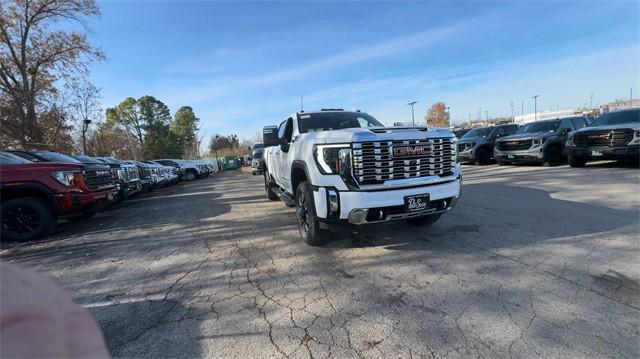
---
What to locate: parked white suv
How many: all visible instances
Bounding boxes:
[263,109,462,245]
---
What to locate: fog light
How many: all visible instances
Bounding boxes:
[327,189,339,217]
[440,200,448,210]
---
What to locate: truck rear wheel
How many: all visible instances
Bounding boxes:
[264,170,279,201]
[1,197,56,241]
[295,181,326,246]
[185,170,197,181]
[407,213,442,226]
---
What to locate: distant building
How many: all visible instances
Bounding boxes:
[600,99,640,112]
[514,109,579,124]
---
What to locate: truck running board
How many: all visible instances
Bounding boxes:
[276,189,296,207]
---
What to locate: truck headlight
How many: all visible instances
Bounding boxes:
[51,171,79,186]
[532,138,545,146]
[628,131,640,145]
[314,144,351,174]
[566,134,575,147]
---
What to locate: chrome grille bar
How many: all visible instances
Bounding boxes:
[351,137,456,185]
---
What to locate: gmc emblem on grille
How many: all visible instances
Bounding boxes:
[588,133,610,140]
[392,145,431,158]
[504,141,519,145]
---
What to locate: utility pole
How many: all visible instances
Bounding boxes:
[532,95,540,121]
[300,96,304,112]
[484,110,488,121]
[521,100,524,118]
[510,101,514,123]
[407,101,418,126]
[631,87,635,103]
[590,93,593,109]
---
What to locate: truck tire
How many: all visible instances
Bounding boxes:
[474,148,491,165]
[407,213,442,226]
[1,197,56,242]
[568,153,586,168]
[295,181,326,246]
[543,145,562,167]
[264,171,279,201]
[185,170,197,181]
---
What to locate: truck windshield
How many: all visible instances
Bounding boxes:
[72,155,102,164]
[517,121,560,133]
[33,151,82,163]
[461,128,491,139]
[0,152,32,164]
[298,112,383,134]
[253,151,264,159]
[590,109,640,126]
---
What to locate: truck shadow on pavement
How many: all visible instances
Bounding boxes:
[323,183,637,251]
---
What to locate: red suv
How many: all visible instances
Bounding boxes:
[1,152,117,241]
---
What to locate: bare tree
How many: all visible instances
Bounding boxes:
[67,79,101,154]
[0,0,103,147]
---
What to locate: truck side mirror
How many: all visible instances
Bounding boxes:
[263,125,279,147]
[280,138,290,152]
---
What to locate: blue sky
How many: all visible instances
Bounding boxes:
[89,0,639,139]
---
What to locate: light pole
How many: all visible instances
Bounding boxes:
[631,87,635,103]
[446,106,450,126]
[532,95,540,121]
[82,119,92,154]
[407,101,418,126]
[484,110,488,122]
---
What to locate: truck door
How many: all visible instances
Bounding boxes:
[277,118,295,193]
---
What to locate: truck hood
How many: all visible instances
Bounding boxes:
[305,126,454,144]
[497,131,553,141]
[573,123,640,133]
[0,162,84,171]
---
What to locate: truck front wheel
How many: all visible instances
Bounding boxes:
[1,197,57,241]
[568,153,586,168]
[295,181,325,246]
[185,170,197,181]
[407,213,442,226]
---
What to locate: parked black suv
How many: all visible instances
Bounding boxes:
[457,124,519,165]
[566,108,640,167]
[494,116,589,166]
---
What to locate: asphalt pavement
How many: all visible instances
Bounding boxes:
[2,162,639,358]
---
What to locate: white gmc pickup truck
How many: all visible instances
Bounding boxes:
[263,109,462,245]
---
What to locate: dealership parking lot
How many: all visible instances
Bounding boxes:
[1,163,638,358]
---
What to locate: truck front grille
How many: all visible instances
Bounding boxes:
[84,170,114,189]
[125,167,140,181]
[457,143,471,152]
[497,139,533,151]
[351,138,455,185]
[574,129,634,147]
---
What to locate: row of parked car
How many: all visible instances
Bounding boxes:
[453,108,639,167]
[0,150,217,242]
